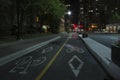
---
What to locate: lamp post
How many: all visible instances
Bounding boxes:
[65,11,71,32]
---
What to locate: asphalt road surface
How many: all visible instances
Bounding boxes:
[88,33,118,48]
[0,34,110,80]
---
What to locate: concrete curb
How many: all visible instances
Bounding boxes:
[78,35,120,80]
[0,36,61,66]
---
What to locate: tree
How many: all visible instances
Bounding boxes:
[0,0,65,38]
[111,12,120,23]
[15,0,66,35]
[32,0,66,27]
[33,0,65,19]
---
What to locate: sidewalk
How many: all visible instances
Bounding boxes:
[79,35,120,80]
[0,34,60,66]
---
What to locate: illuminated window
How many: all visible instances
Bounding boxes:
[80,11,84,14]
[89,10,93,12]
[36,16,39,22]
[80,7,84,10]
[80,0,83,2]
[115,7,118,10]
[95,8,98,10]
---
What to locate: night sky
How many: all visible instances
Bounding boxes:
[70,0,80,24]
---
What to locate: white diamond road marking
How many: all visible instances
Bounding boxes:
[68,55,84,77]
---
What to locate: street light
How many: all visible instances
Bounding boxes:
[67,11,71,15]
[65,11,72,32]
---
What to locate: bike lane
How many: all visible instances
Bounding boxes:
[37,37,109,80]
[0,38,66,80]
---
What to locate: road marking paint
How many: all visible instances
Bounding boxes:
[65,44,85,53]
[68,37,72,38]
[9,56,47,74]
[42,46,53,54]
[35,38,69,80]
[31,57,46,66]
[19,60,32,74]
[9,56,32,73]
[68,55,84,77]
[0,36,60,66]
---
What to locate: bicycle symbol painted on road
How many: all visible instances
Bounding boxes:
[65,44,84,53]
[9,56,46,74]
[9,46,53,74]
[42,46,53,54]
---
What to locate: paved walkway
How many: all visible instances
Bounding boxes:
[83,38,111,64]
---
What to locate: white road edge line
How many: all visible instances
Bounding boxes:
[0,36,61,66]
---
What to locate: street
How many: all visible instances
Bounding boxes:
[0,0,120,79]
[89,33,119,48]
[0,33,109,80]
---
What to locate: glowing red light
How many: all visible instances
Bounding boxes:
[80,24,83,29]
[73,24,75,28]
[73,24,77,29]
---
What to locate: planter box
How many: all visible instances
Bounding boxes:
[111,44,120,67]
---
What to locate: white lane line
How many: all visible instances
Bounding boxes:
[68,37,72,38]
[0,36,60,66]
[68,55,84,77]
